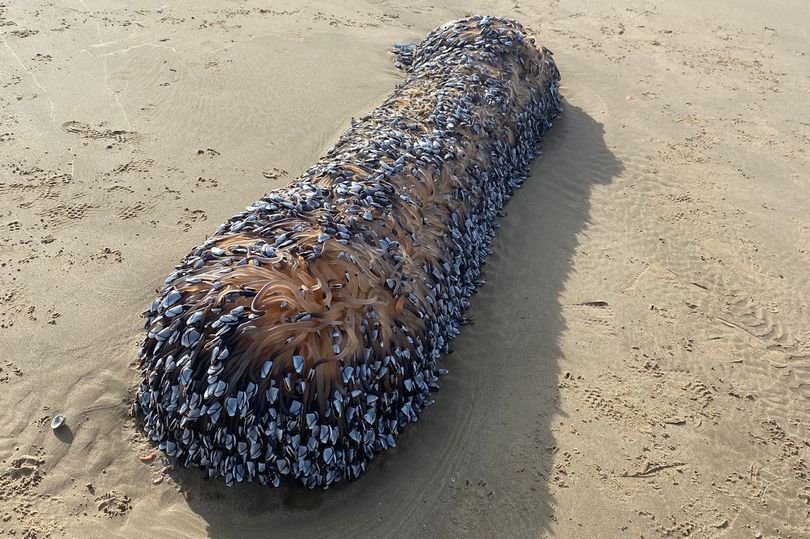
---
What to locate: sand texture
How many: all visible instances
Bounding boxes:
[0,0,808,537]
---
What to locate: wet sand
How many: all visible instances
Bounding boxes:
[1,0,808,537]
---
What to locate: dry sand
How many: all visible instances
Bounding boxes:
[1,0,808,537]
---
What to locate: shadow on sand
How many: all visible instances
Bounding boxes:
[174,102,623,538]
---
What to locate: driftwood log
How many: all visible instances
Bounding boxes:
[133,16,561,488]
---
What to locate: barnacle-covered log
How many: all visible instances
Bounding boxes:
[133,15,561,488]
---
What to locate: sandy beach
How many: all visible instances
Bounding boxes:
[1,0,808,537]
